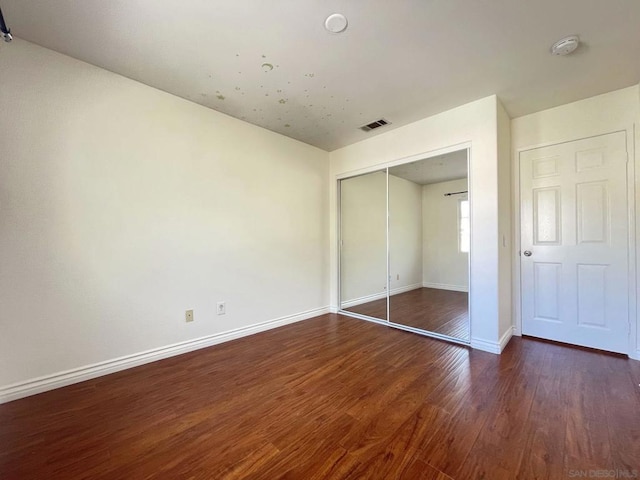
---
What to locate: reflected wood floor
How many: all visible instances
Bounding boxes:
[347,288,469,340]
[1,314,639,479]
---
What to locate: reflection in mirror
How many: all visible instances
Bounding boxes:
[388,150,470,340]
[339,170,388,321]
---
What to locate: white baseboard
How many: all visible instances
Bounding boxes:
[500,326,516,351]
[422,282,468,293]
[329,305,339,314]
[0,306,330,404]
[341,283,422,309]
[471,326,515,355]
[340,291,386,309]
[390,283,423,296]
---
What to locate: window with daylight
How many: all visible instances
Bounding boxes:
[459,198,470,253]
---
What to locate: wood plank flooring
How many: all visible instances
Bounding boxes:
[1,314,639,479]
[346,288,469,340]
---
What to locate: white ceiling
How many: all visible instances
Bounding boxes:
[1,1,639,151]
[390,150,468,186]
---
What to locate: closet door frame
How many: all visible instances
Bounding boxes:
[337,142,472,347]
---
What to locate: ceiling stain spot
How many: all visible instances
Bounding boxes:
[277,89,282,93]
[279,99,287,104]
[262,63,274,72]
[200,93,208,97]
[216,94,225,100]
[235,86,241,91]
[265,93,269,96]
[304,73,315,78]
[253,109,257,111]
[262,54,267,58]
[236,54,240,57]
[284,124,291,128]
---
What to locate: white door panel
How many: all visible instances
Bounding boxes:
[520,132,629,353]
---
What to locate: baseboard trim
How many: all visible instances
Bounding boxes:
[471,327,515,355]
[500,326,516,351]
[340,291,386,309]
[390,283,423,296]
[422,282,468,293]
[341,283,422,309]
[0,306,330,404]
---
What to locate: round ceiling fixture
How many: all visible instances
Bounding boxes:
[551,35,580,56]
[325,13,348,34]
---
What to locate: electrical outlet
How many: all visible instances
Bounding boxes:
[396,274,400,280]
[217,302,226,315]
[185,309,194,323]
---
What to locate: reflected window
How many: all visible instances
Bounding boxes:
[459,199,470,253]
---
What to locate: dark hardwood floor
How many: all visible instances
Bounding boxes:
[1,314,639,479]
[346,288,469,340]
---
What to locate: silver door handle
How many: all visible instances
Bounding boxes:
[523,250,532,257]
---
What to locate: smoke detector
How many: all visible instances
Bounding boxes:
[325,13,348,34]
[551,35,580,56]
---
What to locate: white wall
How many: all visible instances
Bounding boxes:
[0,39,330,399]
[511,85,639,359]
[497,100,513,341]
[330,95,510,352]
[339,172,423,305]
[421,178,469,291]
[340,172,387,303]
[389,175,423,293]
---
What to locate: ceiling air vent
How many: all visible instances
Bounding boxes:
[360,118,390,132]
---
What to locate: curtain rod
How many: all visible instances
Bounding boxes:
[0,4,12,42]
[444,190,468,197]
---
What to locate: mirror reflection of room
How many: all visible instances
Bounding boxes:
[389,150,470,340]
[339,170,388,320]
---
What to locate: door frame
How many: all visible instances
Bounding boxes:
[512,128,637,358]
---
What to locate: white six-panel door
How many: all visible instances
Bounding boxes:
[520,131,629,353]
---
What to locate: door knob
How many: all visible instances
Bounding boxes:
[523,250,532,257]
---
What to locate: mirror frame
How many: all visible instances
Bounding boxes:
[337,144,472,347]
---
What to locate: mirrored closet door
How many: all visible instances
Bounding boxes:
[388,150,470,341]
[338,149,470,344]
[339,170,388,321]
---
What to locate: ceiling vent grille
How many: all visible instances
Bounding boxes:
[360,118,390,132]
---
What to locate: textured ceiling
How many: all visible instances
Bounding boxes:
[390,150,468,186]
[1,0,639,151]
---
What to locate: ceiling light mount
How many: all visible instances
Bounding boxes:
[551,35,580,56]
[324,13,348,34]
